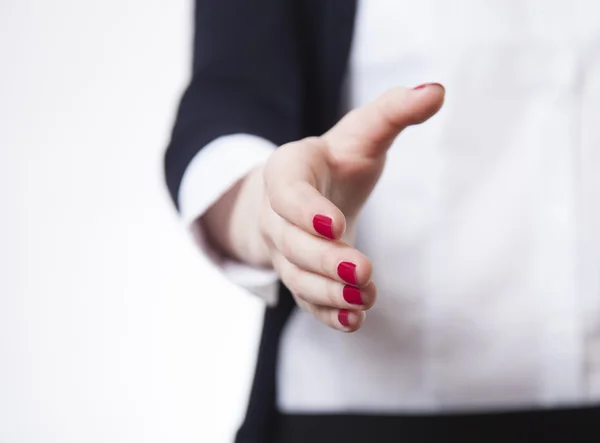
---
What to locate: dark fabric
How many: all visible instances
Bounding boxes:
[164,0,358,208]
[294,0,358,136]
[234,285,295,443]
[164,0,356,206]
[273,407,600,443]
[164,0,305,207]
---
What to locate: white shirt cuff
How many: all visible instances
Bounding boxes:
[178,134,280,305]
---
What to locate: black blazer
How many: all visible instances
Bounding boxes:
[164,0,357,209]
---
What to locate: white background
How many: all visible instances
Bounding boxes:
[0,1,263,442]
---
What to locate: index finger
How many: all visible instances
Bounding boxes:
[264,139,346,240]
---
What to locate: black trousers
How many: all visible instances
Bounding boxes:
[272,407,600,443]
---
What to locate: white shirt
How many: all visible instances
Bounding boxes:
[179,0,600,413]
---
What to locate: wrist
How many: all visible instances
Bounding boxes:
[230,165,272,267]
[202,163,272,268]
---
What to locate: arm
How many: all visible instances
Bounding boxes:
[164,0,444,333]
[164,0,304,211]
[163,0,305,301]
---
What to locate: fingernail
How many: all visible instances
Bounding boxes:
[313,214,335,239]
[413,82,443,90]
[338,309,351,327]
[343,285,363,305]
[337,261,357,285]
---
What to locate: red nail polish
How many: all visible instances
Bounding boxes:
[413,82,443,90]
[338,309,351,327]
[337,262,357,285]
[313,215,335,239]
[343,285,363,305]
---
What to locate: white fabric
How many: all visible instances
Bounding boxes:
[277,0,600,412]
[178,134,279,304]
[178,0,600,413]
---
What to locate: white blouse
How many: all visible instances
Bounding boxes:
[179,0,600,413]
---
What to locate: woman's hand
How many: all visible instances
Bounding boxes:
[202,84,445,332]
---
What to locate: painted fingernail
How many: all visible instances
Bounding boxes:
[413,82,443,90]
[337,261,357,285]
[338,309,351,327]
[343,285,363,305]
[313,214,335,239]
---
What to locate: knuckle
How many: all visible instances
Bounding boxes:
[264,183,285,216]
[301,136,322,148]
[279,228,295,260]
[271,254,285,277]
[300,137,329,159]
[319,247,332,276]
[280,261,300,294]
[326,279,340,307]
[262,162,276,192]
[258,210,271,240]
[264,148,286,181]
[267,187,283,214]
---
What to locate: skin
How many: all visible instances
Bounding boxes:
[201,84,445,332]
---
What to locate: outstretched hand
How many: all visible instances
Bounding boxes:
[204,83,445,332]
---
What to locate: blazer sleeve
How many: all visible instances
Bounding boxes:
[163,0,305,303]
[164,0,305,209]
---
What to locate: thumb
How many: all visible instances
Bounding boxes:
[323,83,445,159]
